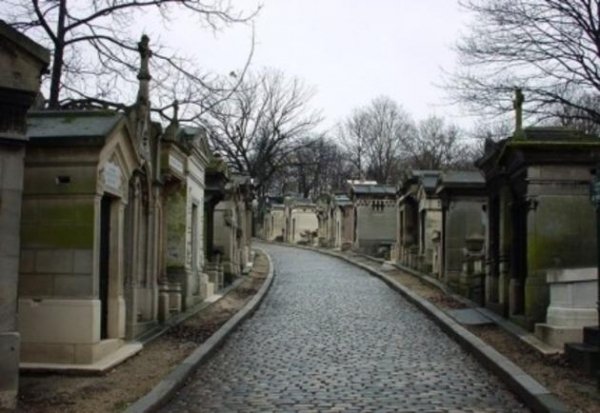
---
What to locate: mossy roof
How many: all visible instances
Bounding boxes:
[351,184,396,195]
[439,170,485,187]
[27,110,123,140]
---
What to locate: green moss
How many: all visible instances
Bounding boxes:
[35,200,94,225]
[524,271,549,325]
[22,223,94,248]
[21,200,95,248]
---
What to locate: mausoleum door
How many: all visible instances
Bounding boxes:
[510,198,527,315]
[99,195,112,339]
[487,196,501,303]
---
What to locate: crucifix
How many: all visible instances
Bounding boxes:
[513,88,524,133]
[137,35,152,81]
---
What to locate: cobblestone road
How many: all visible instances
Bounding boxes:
[161,244,529,412]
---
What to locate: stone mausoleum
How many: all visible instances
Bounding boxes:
[161,109,213,314]
[435,170,487,303]
[0,20,49,410]
[18,35,161,367]
[477,101,600,340]
[350,181,396,257]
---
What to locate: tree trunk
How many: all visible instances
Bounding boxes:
[48,0,67,109]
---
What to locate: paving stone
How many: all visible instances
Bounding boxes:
[160,244,529,412]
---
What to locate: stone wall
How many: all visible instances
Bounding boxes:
[443,199,486,283]
[355,200,396,255]
[290,209,318,243]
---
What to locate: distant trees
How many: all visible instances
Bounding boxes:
[406,115,470,170]
[338,96,414,184]
[450,0,600,128]
[288,136,349,198]
[205,69,322,195]
[3,0,257,116]
[337,96,471,183]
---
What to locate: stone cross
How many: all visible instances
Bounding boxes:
[137,34,152,81]
[513,88,524,133]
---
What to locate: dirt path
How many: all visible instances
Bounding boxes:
[17,252,270,413]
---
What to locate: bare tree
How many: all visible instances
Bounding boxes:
[205,69,322,195]
[289,136,349,198]
[3,0,257,116]
[552,92,600,135]
[337,109,371,180]
[365,96,416,183]
[405,115,467,170]
[449,0,600,127]
[338,96,415,184]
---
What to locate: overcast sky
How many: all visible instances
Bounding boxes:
[153,0,473,131]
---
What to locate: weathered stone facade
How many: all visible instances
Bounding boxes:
[436,171,487,303]
[331,194,354,250]
[396,171,441,270]
[477,126,600,332]
[19,36,162,366]
[316,194,335,247]
[350,183,396,257]
[161,117,212,315]
[263,203,285,242]
[213,175,254,283]
[284,197,318,244]
[0,21,49,410]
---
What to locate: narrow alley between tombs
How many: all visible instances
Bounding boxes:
[160,244,528,412]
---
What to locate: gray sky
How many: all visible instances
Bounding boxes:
[154,0,473,131]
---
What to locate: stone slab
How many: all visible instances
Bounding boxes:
[448,308,494,325]
[20,342,142,375]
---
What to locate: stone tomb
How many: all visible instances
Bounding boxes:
[19,110,157,365]
[477,124,600,331]
[350,182,396,257]
[435,170,487,302]
[331,193,354,250]
[415,171,442,273]
[263,203,285,242]
[284,197,319,244]
[161,121,212,314]
[535,268,598,348]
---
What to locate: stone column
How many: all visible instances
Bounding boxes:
[0,22,49,409]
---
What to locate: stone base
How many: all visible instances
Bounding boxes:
[534,323,581,349]
[0,332,19,411]
[381,261,395,271]
[205,281,215,298]
[21,338,124,365]
[21,342,142,374]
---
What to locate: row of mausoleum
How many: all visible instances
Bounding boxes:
[261,94,599,361]
[0,24,256,408]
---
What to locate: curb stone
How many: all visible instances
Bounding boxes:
[123,247,275,413]
[276,242,569,413]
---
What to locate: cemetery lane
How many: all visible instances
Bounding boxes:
[160,244,528,412]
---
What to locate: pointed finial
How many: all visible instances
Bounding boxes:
[163,100,180,142]
[513,87,524,135]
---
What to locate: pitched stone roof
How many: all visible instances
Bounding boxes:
[439,170,485,187]
[0,20,50,64]
[27,110,123,140]
[334,194,352,206]
[351,183,396,195]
